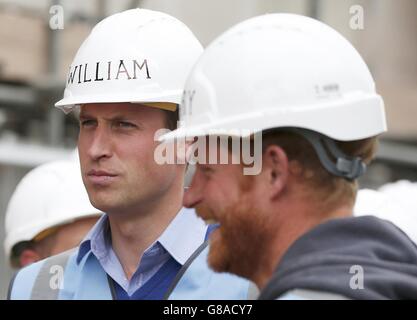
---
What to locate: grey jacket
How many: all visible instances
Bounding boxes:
[259,216,417,300]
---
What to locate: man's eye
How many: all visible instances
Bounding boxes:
[116,121,136,128]
[200,166,213,175]
[80,119,96,127]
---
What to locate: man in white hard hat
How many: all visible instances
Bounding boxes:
[4,160,101,269]
[9,9,250,300]
[162,14,417,299]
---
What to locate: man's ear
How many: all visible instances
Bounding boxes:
[262,145,289,199]
[19,249,41,268]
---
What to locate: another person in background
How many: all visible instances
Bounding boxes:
[356,180,417,244]
[4,160,101,269]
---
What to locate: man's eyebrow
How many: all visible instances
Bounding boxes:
[79,113,140,123]
[103,115,135,121]
[79,112,94,119]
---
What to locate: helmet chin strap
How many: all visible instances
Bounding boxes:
[268,128,367,181]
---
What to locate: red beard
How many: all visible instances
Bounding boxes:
[196,191,272,281]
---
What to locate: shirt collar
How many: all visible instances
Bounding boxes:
[157,207,207,265]
[76,207,207,265]
[77,213,109,264]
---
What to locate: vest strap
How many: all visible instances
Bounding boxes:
[163,239,209,299]
[30,248,76,300]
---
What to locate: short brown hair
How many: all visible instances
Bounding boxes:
[164,107,179,131]
[262,130,378,209]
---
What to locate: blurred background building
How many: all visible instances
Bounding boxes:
[0,0,416,298]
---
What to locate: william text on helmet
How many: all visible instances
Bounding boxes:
[67,59,151,85]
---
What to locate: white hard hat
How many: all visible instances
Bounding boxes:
[4,160,102,263]
[55,9,203,113]
[161,13,386,142]
[355,181,417,244]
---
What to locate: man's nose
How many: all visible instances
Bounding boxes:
[87,125,112,161]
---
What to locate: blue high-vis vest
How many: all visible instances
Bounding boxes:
[8,229,252,300]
